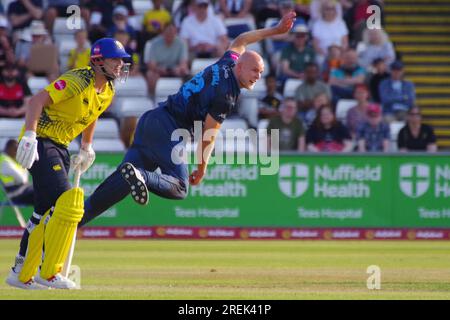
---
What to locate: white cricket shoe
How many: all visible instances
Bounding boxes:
[35,273,76,289]
[120,162,149,205]
[5,269,49,290]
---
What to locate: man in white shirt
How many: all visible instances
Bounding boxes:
[0,139,34,205]
[180,0,229,58]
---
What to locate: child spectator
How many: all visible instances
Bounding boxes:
[259,73,283,119]
[67,29,91,70]
[346,84,370,138]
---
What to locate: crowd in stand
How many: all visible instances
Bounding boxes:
[0,0,438,153]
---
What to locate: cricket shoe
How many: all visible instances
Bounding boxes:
[35,273,76,289]
[120,162,149,205]
[5,268,49,290]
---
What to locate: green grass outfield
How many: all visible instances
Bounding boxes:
[0,240,450,300]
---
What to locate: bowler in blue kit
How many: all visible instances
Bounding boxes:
[80,12,297,226]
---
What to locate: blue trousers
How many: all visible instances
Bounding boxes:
[79,107,189,227]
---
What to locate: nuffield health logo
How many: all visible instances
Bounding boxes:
[279,164,309,198]
[399,164,430,198]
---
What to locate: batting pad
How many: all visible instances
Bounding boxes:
[19,210,50,283]
[40,188,84,279]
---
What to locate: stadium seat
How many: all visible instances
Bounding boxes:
[92,138,125,152]
[128,14,143,31]
[68,140,80,152]
[95,119,120,139]
[114,76,148,97]
[53,17,86,36]
[117,97,154,117]
[258,119,269,130]
[0,119,24,140]
[220,118,248,133]
[389,121,405,152]
[172,0,182,14]
[336,99,357,123]
[264,18,279,54]
[133,0,154,15]
[28,77,49,95]
[191,58,218,76]
[155,77,183,104]
[247,42,263,56]
[283,79,303,97]
[224,17,255,39]
[390,121,405,142]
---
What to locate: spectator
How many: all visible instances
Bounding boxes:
[0,63,31,118]
[267,98,305,151]
[20,20,59,81]
[219,0,253,18]
[345,0,384,44]
[114,30,140,77]
[142,0,172,41]
[90,0,134,31]
[259,73,283,119]
[280,24,315,81]
[306,105,353,152]
[173,0,195,29]
[0,15,15,70]
[252,0,280,28]
[321,43,342,81]
[145,23,189,97]
[368,57,389,103]
[302,91,330,127]
[0,139,34,205]
[44,0,80,33]
[295,62,331,115]
[312,0,348,67]
[379,60,415,122]
[294,0,312,22]
[267,1,306,58]
[7,0,43,33]
[106,5,137,50]
[346,84,370,138]
[310,0,343,23]
[67,29,91,70]
[357,103,390,152]
[358,28,395,70]
[180,0,228,59]
[398,107,437,152]
[329,48,365,106]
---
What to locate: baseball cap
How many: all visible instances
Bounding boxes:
[30,20,47,36]
[291,24,309,34]
[390,60,404,70]
[367,103,381,116]
[113,5,129,17]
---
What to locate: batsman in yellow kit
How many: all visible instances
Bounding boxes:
[5,38,131,289]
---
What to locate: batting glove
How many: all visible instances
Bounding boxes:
[72,143,95,174]
[16,131,39,169]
